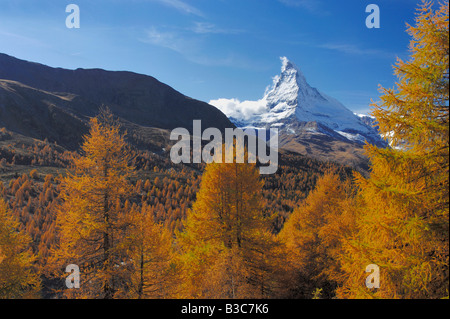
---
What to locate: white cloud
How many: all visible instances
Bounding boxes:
[279,0,317,10]
[278,0,329,15]
[140,26,258,68]
[190,22,243,35]
[0,30,44,46]
[141,27,183,52]
[152,0,204,17]
[209,98,268,121]
[140,26,201,54]
[318,43,392,57]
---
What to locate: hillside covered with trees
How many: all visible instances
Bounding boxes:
[0,1,448,299]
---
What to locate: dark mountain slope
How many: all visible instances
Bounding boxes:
[0,53,234,138]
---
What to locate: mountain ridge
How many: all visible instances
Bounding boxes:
[0,53,234,151]
[0,53,234,134]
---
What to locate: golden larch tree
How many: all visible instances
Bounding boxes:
[177,144,282,298]
[0,198,41,298]
[125,203,178,299]
[278,170,358,298]
[51,108,134,299]
[338,1,449,299]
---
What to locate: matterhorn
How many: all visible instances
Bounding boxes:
[211,57,387,170]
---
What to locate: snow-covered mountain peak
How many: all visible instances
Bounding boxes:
[209,57,386,147]
[265,57,306,109]
[279,56,305,80]
[265,57,336,114]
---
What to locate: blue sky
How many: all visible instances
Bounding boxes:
[0,0,421,114]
